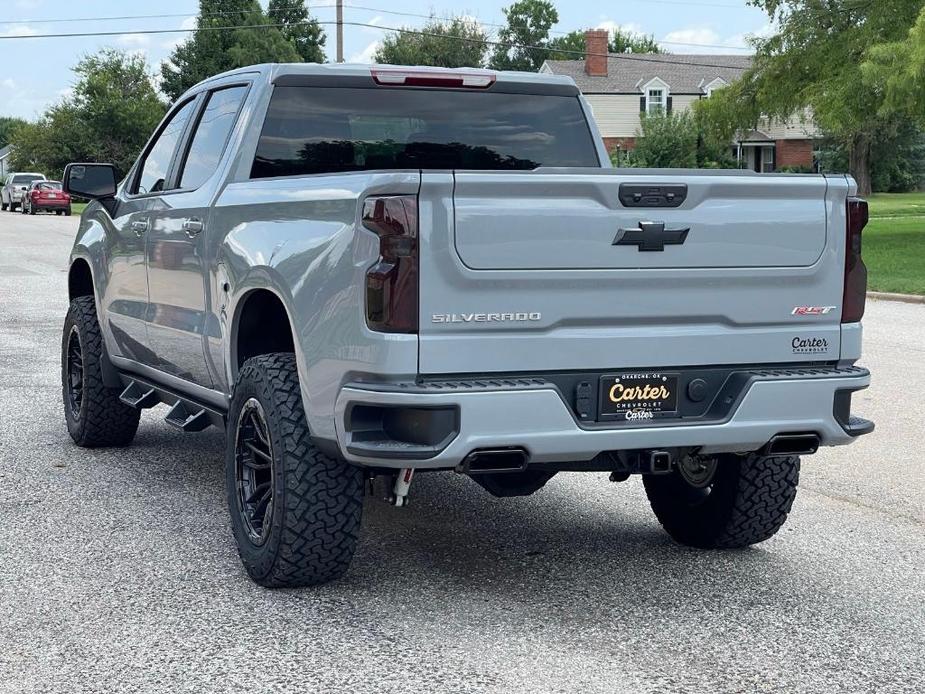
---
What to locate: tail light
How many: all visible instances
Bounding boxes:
[842,196,868,323]
[363,195,419,333]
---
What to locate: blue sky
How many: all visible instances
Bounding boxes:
[0,0,771,119]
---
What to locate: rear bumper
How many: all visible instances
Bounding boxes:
[31,199,69,208]
[334,366,872,468]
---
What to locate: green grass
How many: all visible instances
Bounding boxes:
[864,214,925,295]
[71,202,87,215]
[867,192,925,218]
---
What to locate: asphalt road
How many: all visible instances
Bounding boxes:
[1,212,923,694]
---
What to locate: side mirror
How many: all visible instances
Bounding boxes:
[63,163,117,200]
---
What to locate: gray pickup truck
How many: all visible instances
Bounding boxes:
[61,63,873,588]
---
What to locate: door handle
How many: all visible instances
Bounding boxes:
[182,218,204,237]
[131,219,149,236]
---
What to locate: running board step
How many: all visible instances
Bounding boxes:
[119,381,159,409]
[164,400,212,432]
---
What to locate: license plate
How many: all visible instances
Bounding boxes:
[47,192,58,198]
[599,372,679,421]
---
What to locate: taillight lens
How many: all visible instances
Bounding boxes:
[842,196,868,323]
[363,195,419,333]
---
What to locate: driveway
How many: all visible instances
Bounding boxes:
[0,213,922,693]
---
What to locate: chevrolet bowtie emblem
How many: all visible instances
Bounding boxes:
[613,221,690,252]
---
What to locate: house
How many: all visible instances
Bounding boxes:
[0,145,12,177]
[540,30,817,172]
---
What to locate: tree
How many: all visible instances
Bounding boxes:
[0,117,26,149]
[623,110,736,169]
[161,0,301,102]
[489,0,558,72]
[863,6,925,124]
[10,50,165,179]
[374,17,488,68]
[695,0,924,195]
[548,28,663,60]
[268,0,325,63]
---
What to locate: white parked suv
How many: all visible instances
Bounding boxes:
[2,172,46,211]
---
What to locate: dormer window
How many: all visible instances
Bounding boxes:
[640,77,671,116]
[703,77,728,98]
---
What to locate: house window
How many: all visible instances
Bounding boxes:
[647,88,665,114]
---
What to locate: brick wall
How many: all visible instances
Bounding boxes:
[776,139,814,169]
[603,137,637,152]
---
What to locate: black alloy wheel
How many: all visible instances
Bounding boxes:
[234,398,275,546]
[65,325,84,420]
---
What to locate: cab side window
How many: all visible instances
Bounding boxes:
[177,85,248,190]
[133,99,196,195]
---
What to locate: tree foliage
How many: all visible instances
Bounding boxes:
[374,17,488,68]
[547,28,663,60]
[10,50,165,179]
[0,117,26,149]
[619,111,737,169]
[489,0,559,71]
[862,6,925,123]
[268,0,325,63]
[694,0,924,194]
[161,0,323,101]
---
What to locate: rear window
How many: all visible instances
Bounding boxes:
[251,86,599,178]
[13,175,43,184]
[36,181,62,190]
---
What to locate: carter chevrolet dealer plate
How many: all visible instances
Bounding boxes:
[599,372,680,421]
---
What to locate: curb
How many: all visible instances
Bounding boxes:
[867,291,925,304]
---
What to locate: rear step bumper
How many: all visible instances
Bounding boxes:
[334,366,872,469]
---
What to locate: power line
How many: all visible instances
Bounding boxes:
[2,2,755,51]
[0,19,753,68]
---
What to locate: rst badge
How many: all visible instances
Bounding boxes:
[792,306,837,316]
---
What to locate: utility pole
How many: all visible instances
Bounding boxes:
[336,0,344,62]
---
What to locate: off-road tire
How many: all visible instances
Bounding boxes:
[1,202,6,211]
[62,296,140,447]
[643,453,800,548]
[226,353,364,588]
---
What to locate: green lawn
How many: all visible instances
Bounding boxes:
[867,192,925,218]
[863,192,925,295]
[71,202,87,215]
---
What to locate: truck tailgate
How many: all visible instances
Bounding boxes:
[418,170,849,375]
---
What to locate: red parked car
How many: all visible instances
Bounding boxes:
[22,180,71,216]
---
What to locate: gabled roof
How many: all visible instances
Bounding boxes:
[0,145,12,159]
[543,54,752,93]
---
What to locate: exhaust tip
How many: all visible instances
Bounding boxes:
[763,433,820,456]
[457,447,529,475]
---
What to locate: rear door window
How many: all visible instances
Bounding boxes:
[178,85,248,190]
[133,99,196,195]
[251,86,600,178]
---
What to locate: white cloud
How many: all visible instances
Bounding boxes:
[117,33,151,48]
[161,16,197,50]
[350,40,380,64]
[660,24,755,53]
[1,25,37,37]
[595,20,646,36]
[1,78,15,89]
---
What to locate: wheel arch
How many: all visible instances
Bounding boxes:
[230,286,297,381]
[68,257,95,301]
